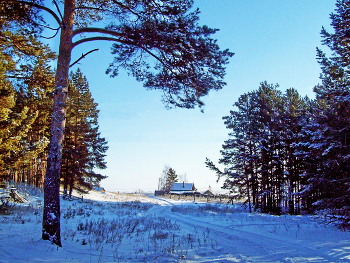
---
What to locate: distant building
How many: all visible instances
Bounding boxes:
[202,185,214,197]
[169,182,196,194]
[93,187,105,192]
[202,189,214,197]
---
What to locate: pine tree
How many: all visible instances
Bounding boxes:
[0,13,55,183]
[207,82,309,215]
[0,51,38,181]
[165,167,178,193]
[159,165,179,193]
[12,44,55,187]
[7,0,233,245]
[301,0,350,226]
[0,0,56,186]
[206,90,261,212]
[255,82,283,214]
[280,88,309,215]
[61,69,107,197]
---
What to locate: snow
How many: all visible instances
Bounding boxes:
[49,212,57,220]
[0,186,350,262]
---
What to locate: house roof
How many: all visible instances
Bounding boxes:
[170,182,194,191]
[202,190,214,196]
[93,187,105,192]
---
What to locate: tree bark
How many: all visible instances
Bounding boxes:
[42,0,75,247]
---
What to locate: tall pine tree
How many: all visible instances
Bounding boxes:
[0,0,55,186]
[61,69,107,198]
[301,0,350,226]
[207,82,309,215]
[6,0,233,245]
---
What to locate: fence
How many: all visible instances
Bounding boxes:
[158,192,238,204]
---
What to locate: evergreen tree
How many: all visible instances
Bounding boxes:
[0,0,55,186]
[11,44,55,187]
[0,32,54,183]
[208,91,261,212]
[61,69,108,197]
[0,52,34,181]
[206,90,261,212]
[159,165,178,193]
[165,167,178,193]
[280,88,309,215]
[301,0,350,226]
[7,0,233,245]
[255,82,284,214]
[207,82,309,215]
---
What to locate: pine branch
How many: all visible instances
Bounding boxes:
[52,0,63,22]
[10,0,62,26]
[72,36,173,72]
[41,27,60,39]
[4,75,28,79]
[205,158,224,182]
[72,27,125,38]
[75,6,114,13]
[110,0,141,18]
[72,36,122,47]
[37,24,60,31]
[69,49,99,68]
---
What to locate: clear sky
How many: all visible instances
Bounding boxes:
[46,1,336,193]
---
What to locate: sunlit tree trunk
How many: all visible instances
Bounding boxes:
[42,0,74,247]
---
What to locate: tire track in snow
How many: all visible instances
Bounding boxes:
[150,198,341,262]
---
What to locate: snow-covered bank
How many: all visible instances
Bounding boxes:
[0,187,349,262]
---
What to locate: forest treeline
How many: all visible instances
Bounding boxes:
[0,4,108,195]
[206,0,350,227]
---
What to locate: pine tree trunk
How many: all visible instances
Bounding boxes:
[42,0,74,247]
[63,157,68,197]
[69,176,73,198]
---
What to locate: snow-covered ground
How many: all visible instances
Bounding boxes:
[0,185,349,262]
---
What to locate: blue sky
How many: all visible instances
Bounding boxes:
[47,1,336,193]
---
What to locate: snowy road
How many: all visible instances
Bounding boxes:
[151,197,350,262]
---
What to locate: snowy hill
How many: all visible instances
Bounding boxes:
[0,184,349,262]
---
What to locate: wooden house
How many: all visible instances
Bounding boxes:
[169,182,196,194]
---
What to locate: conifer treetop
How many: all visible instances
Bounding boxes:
[12,0,233,109]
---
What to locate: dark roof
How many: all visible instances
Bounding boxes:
[202,190,214,196]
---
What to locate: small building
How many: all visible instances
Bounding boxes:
[202,189,214,197]
[169,182,196,195]
[93,186,105,192]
